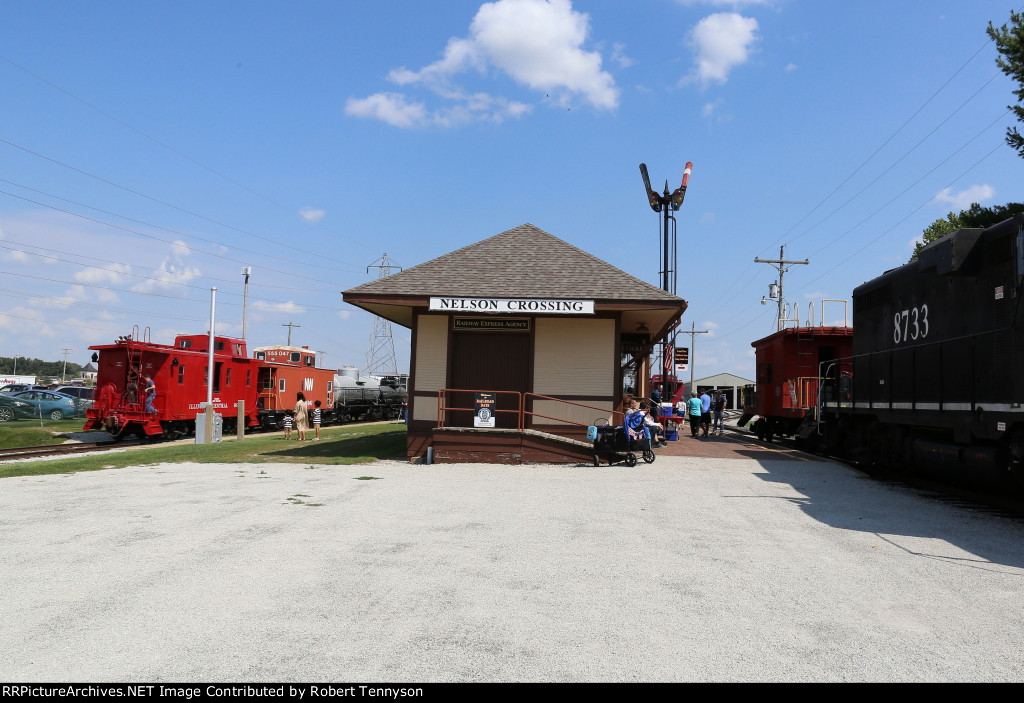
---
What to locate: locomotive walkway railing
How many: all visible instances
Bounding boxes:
[435,389,623,432]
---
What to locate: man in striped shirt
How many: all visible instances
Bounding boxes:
[313,400,322,440]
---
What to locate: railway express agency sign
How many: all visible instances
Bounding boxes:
[429,297,595,314]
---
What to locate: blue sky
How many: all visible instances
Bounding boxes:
[1,0,1020,382]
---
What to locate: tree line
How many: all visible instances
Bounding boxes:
[2,357,85,380]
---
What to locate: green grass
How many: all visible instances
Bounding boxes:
[0,418,91,449]
[0,423,407,479]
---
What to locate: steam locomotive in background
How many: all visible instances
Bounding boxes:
[742,214,1024,488]
[84,329,406,440]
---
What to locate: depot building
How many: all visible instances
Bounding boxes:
[342,223,687,464]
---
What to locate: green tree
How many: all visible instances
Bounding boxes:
[988,10,1024,158]
[910,202,1024,261]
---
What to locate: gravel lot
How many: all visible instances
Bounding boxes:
[1,455,1023,682]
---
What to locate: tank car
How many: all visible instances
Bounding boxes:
[84,328,260,440]
[818,214,1024,486]
[333,373,406,422]
[739,325,854,443]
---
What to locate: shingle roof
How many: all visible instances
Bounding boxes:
[344,223,681,302]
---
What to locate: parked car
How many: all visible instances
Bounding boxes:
[0,394,35,421]
[0,384,48,394]
[5,390,78,420]
[54,386,95,410]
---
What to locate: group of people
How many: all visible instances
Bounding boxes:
[622,398,668,447]
[282,392,322,440]
[620,389,729,445]
[677,389,727,438]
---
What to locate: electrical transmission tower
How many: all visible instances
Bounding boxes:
[364,253,402,377]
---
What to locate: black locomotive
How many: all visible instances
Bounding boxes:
[817,213,1024,486]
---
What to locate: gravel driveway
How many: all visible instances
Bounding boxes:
[1,455,1022,682]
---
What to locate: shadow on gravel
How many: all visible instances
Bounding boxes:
[748,458,1024,571]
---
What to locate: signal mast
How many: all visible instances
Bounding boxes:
[639,162,692,402]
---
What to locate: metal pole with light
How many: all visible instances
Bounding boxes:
[204,287,217,444]
[639,162,692,404]
[241,267,251,341]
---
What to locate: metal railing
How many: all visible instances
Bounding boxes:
[436,389,623,431]
[437,389,524,429]
[523,392,623,429]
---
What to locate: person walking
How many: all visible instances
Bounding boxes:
[293,392,309,441]
[700,389,712,437]
[713,391,727,436]
[686,391,702,438]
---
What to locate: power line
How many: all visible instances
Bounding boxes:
[0,53,374,253]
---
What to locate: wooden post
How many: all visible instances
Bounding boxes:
[237,400,245,440]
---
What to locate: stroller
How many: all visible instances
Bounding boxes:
[589,415,656,467]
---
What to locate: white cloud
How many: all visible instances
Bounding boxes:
[253,300,305,315]
[676,1,772,5]
[611,42,633,69]
[73,263,131,285]
[298,207,327,224]
[347,0,617,127]
[336,310,352,320]
[784,63,797,72]
[932,184,994,211]
[682,13,760,87]
[130,242,199,294]
[345,93,428,128]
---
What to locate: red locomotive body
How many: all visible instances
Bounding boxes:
[85,329,261,439]
[252,345,336,429]
[740,326,854,442]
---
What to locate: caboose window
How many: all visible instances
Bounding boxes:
[179,340,191,348]
[255,352,265,360]
[214,341,225,351]
[279,379,286,392]
[290,352,301,363]
[305,355,314,367]
[178,365,185,385]
[246,369,251,386]
[226,368,232,387]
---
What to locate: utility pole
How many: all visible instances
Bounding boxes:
[60,348,73,384]
[754,246,809,331]
[316,350,327,367]
[282,321,301,346]
[639,162,693,401]
[678,323,709,393]
[364,254,402,377]
[241,267,252,341]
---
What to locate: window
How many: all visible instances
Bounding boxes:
[179,340,192,349]
[178,365,185,385]
[255,352,266,360]
[279,378,286,392]
[214,341,225,351]
[290,352,301,363]
[226,368,232,387]
[305,355,314,367]
[246,369,251,386]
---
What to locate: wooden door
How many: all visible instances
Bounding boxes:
[448,331,531,428]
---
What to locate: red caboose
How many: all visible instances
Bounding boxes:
[739,326,854,442]
[85,328,260,439]
[252,345,336,428]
